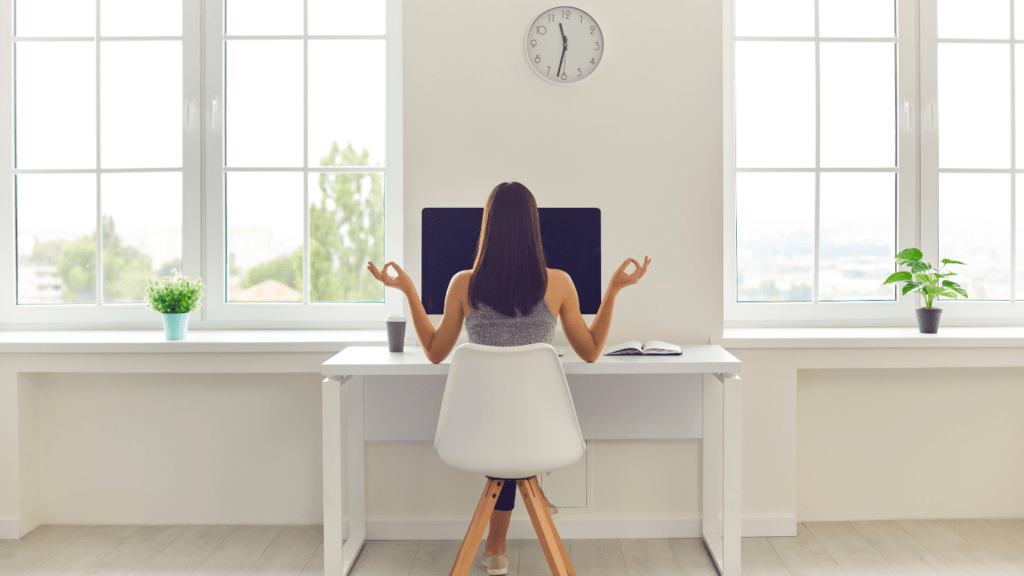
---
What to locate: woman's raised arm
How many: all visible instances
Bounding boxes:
[558,256,650,363]
[367,262,466,363]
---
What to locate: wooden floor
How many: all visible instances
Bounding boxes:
[3,520,1024,575]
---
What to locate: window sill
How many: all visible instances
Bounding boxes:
[712,327,1024,349]
[0,330,398,354]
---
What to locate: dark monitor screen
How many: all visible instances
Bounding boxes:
[421,208,601,314]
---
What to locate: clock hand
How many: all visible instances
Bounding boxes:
[557,23,567,77]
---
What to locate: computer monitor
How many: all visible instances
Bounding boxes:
[421,207,601,314]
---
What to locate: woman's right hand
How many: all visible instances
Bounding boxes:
[367,261,416,294]
[608,256,651,292]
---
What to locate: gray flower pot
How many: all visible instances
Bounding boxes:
[916,307,942,333]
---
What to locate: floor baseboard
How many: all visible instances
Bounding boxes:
[0,516,21,540]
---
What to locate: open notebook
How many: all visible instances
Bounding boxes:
[604,340,682,356]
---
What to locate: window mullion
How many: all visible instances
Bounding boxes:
[897,0,920,314]
[183,0,203,318]
[918,0,939,309]
[202,0,225,322]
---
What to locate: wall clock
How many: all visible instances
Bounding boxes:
[526,6,604,84]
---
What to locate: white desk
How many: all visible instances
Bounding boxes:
[320,345,743,576]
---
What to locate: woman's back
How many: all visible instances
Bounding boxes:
[464,296,556,346]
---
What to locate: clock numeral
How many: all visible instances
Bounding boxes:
[577,68,582,76]
[590,26,596,34]
[534,54,541,63]
[547,13,554,22]
[530,39,537,47]
[562,10,570,19]
[536,25,546,35]
[560,72,567,81]
[546,66,551,75]
[581,14,584,23]
[595,41,600,51]
[590,58,595,65]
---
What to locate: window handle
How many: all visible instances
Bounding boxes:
[209,97,219,130]
[927,98,937,131]
[904,99,912,131]
[185,96,196,130]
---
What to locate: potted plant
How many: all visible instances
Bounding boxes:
[882,248,967,333]
[146,269,204,341]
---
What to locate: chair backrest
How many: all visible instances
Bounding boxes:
[434,342,586,479]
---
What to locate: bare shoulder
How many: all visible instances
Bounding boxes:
[452,270,472,290]
[452,271,473,314]
[546,268,575,300]
[546,268,572,287]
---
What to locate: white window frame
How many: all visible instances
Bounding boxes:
[0,0,403,329]
[201,0,403,329]
[724,0,921,328]
[918,0,1024,325]
[0,0,202,329]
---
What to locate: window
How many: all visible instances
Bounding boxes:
[0,0,403,328]
[726,0,1024,326]
[921,0,1023,323]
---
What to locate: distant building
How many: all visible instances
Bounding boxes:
[229,279,302,303]
[228,227,278,271]
[17,264,63,304]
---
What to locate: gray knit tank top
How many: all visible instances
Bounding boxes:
[465,297,556,346]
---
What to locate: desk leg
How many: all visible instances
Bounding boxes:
[723,375,742,576]
[702,373,742,576]
[323,376,366,576]
[701,375,724,570]
[346,377,366,566]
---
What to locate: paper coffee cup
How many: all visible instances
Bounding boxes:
[385,315,406,352]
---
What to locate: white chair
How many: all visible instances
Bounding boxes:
[435,342,586,576]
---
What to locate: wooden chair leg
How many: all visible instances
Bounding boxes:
[518,477,576,576]
[529,477,575,575]
[449,477,503,576]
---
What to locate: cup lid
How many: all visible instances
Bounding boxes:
[385,315,406,321]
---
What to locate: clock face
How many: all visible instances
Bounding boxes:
[526,6,603,84]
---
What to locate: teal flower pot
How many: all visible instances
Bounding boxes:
[161,312,191,341]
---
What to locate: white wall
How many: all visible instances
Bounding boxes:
[798,366,1024,521]
[400,0,724,347]
[729,346,1024,528]
[34,372,323,525]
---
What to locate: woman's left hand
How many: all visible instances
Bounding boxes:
[367,261,415,293]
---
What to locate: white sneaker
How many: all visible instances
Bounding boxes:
[547,502,560,519]
[481,553,509,575]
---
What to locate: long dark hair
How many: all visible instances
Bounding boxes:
[468,182,548,317]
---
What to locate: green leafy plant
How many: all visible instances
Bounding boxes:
[146,269,204,314]
[882,247,967,308]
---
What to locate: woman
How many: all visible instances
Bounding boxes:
[368,181,650,575]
